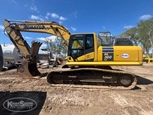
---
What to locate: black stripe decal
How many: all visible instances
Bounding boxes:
[102,46,114,61]
[102,46,113,48]
[102,47,113,49]
[102,47,114,52]
[103,49,114,52]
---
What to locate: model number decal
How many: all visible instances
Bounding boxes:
[103,53,114,61]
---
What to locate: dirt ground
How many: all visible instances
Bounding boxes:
[0,64,153,115]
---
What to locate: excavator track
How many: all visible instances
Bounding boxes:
[47,68,137,90]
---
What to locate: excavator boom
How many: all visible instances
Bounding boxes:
[4,19,71,78]
[4,19,71,49]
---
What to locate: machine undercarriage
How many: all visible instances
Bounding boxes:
[47,66,137,90]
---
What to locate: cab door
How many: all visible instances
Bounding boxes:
[84,34,94,61]
[68,34,94,61]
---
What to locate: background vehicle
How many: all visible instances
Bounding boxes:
[143,54,153,63]
[3,19,143,89]
[0,43,60,71]
[0,44,19,71]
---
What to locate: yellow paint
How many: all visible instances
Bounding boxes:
[66,61,142,66]
[113,46,141,62]
[77,52,94,61]
[68,35,143,66]
[93,33,98,61]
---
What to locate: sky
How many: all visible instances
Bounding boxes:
[0,0,153,50]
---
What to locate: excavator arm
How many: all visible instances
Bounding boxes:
[3,19,71,78]
[4,19,71,50]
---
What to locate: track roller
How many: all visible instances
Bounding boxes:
[118,74,135,87]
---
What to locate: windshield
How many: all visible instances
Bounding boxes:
[70,35,84,59]
[72,39,84,49]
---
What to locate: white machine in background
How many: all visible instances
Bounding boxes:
[38,49,58,69]
[0,43,60,71]
[0,44,17,70]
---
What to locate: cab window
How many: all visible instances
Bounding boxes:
[85,34,94,49]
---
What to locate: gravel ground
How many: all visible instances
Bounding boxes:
[0,64,153,115]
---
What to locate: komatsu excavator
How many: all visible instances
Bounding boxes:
[4,19,143,89]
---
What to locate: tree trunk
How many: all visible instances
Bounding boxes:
[151,45,153,58]
[144,44,149,57]
[150,39,153,58]
[141,42,148,57]
[146,49,150,58]
[148,39,153,58]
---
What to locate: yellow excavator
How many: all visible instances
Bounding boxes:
[4,19,143,89]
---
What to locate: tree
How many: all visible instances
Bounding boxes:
[44,37,67,58]
[118,18,153,57]
[137,18,153,57]
[123,27,150,56]
[117,27,141,46]
[124,27,140,45]
[44,38,56,54]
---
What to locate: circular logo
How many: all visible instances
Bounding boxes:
[122,53,129,59]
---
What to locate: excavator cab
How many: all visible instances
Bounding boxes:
[67,32,112,61]
[68,34,94,60]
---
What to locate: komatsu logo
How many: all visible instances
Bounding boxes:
[122,53,129,59]
[24,25,45,29]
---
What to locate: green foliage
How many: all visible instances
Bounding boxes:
[119,18,153,57]
[125,27,140,45]
[44,37,67,57]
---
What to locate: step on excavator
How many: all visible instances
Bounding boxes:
[3,19,143,89]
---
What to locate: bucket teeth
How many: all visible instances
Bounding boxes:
[17,60,41,78]
[17,41,43,78]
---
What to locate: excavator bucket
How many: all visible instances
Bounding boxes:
[16,41,43,78]
[0,45,3,71]
[17,60,41,78]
